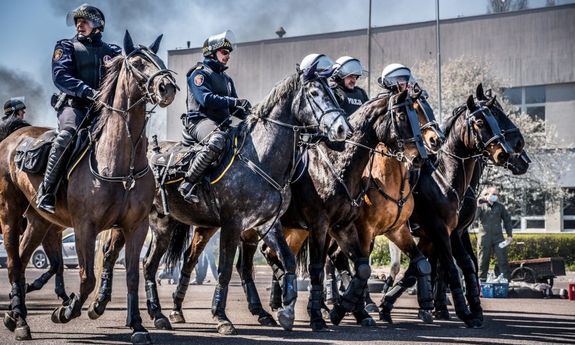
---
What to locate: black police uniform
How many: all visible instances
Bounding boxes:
[179,57,246,202]
[37,32,121,213]
[331,82,369,116]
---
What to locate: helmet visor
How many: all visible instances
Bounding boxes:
[207,30,237,52]
[337,59,366,78]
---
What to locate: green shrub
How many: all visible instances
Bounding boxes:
[371,233,575,271]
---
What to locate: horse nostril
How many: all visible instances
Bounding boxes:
[159,83,166,94]
[497,152,510,163]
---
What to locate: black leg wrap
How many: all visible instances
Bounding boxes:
[27,271,53,292]
[145,280,162,318]
[412,256,433,311]
[242,280,263,315]
[126,292,143,328]
[451,288,472,319]
[269,278,282,310]
[464,273,483,319]
[10,283,27,319]
[308,285,326,329]
[172,272,190,311]
[96,270,113,303]
[433,277,450,318]
[339,258,371,312]
[211,285,229,320]
[382,275,394,294]
[281,273,297,306]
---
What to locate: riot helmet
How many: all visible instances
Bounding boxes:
[3,98,26,116]
[66,4,106,32]
[203,30,237,57]
[299,53,335,75]
[333,56,366,79]
[379,63,416,92]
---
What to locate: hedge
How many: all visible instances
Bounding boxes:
[371,233,575,271]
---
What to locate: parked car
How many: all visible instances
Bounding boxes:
[31,232,78,269]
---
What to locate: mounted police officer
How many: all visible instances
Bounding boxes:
[178,30,252,203]
[330,56,368,116]
[37,4,121,214]
[3,98,26,120]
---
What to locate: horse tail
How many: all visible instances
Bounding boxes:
[164,217,190,270]
[296,237,309,277]
[0,117,31,142]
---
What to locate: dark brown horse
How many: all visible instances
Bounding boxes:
[379,84,528,328]
[0,31,176,344]
[87,67,353,336]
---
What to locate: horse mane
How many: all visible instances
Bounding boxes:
[0,117,31,143]
[442,103,467,137]
[92,55,125,135]
[248,73,299,125]
[350,94,390,136]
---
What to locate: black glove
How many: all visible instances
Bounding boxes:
[84,88,99,102]
[234,98,252,112]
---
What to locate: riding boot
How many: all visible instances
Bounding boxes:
[37,128,75,214]
[179,132,226,203]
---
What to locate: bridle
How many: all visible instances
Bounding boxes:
[89,46,178,191]
[386,93,429,161]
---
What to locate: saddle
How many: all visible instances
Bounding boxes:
[14,128,90,176]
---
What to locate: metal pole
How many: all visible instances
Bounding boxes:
[436,0,443,122]
[367,0,372,97]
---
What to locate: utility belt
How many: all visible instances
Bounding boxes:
[51,93,91,111]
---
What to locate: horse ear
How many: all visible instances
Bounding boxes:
[149,34,163,54]
[467,95,477,111]
[397,89,408,103]
[486,95,497,107]
[476,83,486,101]
[411,90,422,99]
[124,30,135,55]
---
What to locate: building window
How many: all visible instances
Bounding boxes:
[507,189,546,231]
[563,188,575,230]
[504,85,546,121]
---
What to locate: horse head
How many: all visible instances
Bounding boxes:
[295,65,351,141]
[121,30,178,108]
[411,87,445,153]
[475,84,530,175]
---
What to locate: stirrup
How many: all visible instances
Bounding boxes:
[179,181,200,203]
[37,193,56,214]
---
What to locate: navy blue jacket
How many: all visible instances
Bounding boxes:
[52,33,121,101]
[186,58,239,123]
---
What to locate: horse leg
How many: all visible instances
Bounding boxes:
[431,256,451,320]
[329,225,375,328]
[451,232,483,323]
[236,236,277,327]
[257,222,298,331]
[386,241,402,293]
[170,226,217,324]
[211,224,241,335]
[88,228,124,320]
[386,225,434,323]
[142,212,174,330]
[325,240,342,306]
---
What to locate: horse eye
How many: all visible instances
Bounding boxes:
[475,119,484,127]
[309,89,319,97]
[398,113,406,121]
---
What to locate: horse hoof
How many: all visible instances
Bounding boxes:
[4,312,16,332]
[379,311,393,324]
[168,311,186,324]
[433,309,450,320]
[277,308,295,331]
[360,316,377,327]
[131,331,152,345]
[217,321,238,335]
[365,303,379,313]
[329,305,346,326]
[88,302,102,320]
[154,317,173,330]
[51,307,68,324]
[15,325,32,341]
[418,310,433,324]
[257,314,277,327]
[464,317,483,329]
[311,319,330,332]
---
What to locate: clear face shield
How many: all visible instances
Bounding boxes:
[207,30,237,52]
[337,59,367,79]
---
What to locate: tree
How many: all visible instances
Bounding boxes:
[487,0,529,13]
[413,56,573,222]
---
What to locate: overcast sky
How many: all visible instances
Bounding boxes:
[1,0,572,126]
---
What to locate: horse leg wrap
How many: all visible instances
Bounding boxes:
[380,275,417,312]
[172,272,190,310]
[451,288,472,319]
[242,280,263,315]
[126,292,143,327]
[412,256,433,311]
[433,278,449,312]
[211,285,229,320]
[54,275,69,302]
[281,273,298,306]
[10,283,27,319]
[325,278,340,304]
[145,280,162,318]
[382,275,394,294]
[96,270,113,303]
[28,271,53,292]
[307,285,324,322]
[339,270,352,292]
[463,272,483,317]
[269,278,282,310]
[339,258,370,312]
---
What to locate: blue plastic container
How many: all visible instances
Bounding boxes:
[481,282,509,298]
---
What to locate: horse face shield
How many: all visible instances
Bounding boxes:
[302,75,351,142]
[389,93,428,162]
[468,107,513,165]
[414,94,444,153]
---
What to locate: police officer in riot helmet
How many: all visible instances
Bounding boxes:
[37,4,121,214]
[378,63,416,94]
[330,56,369,116]
[299,53,336,74]
[3,99,26,120]
[178,30,252,203]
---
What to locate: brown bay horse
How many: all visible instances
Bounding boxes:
[0,31,176,344]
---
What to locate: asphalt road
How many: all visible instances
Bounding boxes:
[0,267,574,345]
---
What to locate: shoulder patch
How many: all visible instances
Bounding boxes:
[103,55,112,63]
[53,48,63,61]
[194,74,204,86]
